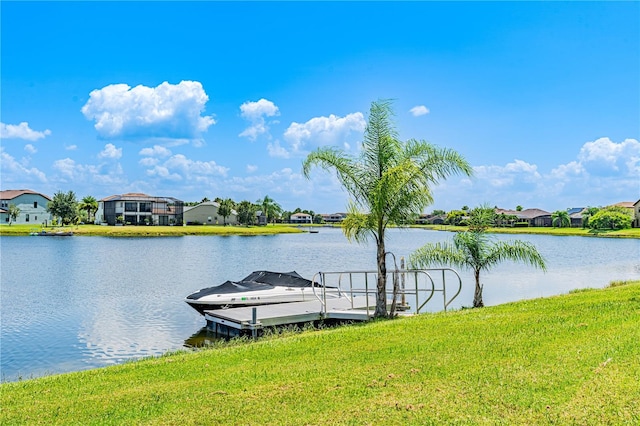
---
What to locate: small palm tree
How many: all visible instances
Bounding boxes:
[8,204,20,225]
[410,229,546,308]
[257,195,282,225]
[303,99,473,317]
[551,210,570,228]
[79,195,98,223]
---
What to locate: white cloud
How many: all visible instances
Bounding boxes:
[410,105,430,116]
[267,140,290,158]
[577,137,640,176]
[141,153,229,186]
[81,81,215,140]
[0,122,51,141]
[238,98,280,141]
[65,144,78,151]
[246,164,258,173]
[24,144,37,154]
[283,112,366,153]
[0,148,47,183]
[98,143,122,160]
[146,165,182,181]
[139,145,172,158]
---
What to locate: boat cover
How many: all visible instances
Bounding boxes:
[186,271,317,300]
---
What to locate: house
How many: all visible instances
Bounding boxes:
[96,193,184,225]
[184,201,238,225]
[290,212,312,224]
[321,213,347,223]
[634,200,640,228]
[0,189,52,225]
[415,213,446,225]
[567,207,586,228]
[495,208,552,227]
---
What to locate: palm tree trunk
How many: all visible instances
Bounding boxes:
[375,235,388,318]
[473,269,484,308]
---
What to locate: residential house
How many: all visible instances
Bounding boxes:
[495,208,552,227]
[610,201,637,228]
[415,213,446,225]
[634,200,640,228]
[96,193,184,225]
[321,213,347,223]
[290,212,312,224]
[184,201,238,225]
[0,189,52,225]
[567,207,585,228]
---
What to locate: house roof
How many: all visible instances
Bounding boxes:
[611,201,634,209]
[0,189,51,201]
[100,193,182,203]
[291,212,312,217]
[495,208,550,219]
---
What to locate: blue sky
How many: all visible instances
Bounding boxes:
[1,2,638,214]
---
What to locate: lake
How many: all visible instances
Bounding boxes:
[1,228,638,382]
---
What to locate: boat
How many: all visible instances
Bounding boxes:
[185,270,341,315]
[32,230,74,236]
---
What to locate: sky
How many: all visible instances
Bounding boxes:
[1,1,639,214]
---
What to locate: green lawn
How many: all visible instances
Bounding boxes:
[0,223,306,236]
[417,224,640,239]
[2,281,638,425]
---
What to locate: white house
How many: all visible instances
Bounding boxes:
[0,189,52,225]
[290,212,312,224]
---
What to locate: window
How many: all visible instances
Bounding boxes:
[125,202,137,212]
[139,202,152,213]
[34,201,38,208]
[25,214,29,222]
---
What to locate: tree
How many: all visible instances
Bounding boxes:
[47,190,79,225]
[8,204,20,225]
[236,200,257,225]
[446,210,466,226]
[257,195,282,225]
[588,206,632,230]
[516,205,523,211]
[551,210,570,228]
[79,195,98,223]
[303,99,473,318]
[218,198,234,226]
[581,206,600,229]
[410,228,547,308]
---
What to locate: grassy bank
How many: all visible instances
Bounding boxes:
[0,224,306,237]
[2,281,638,425]
[418,224,640,239]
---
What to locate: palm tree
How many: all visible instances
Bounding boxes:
[551,210,570,228]
[410,230,547,308]
[79,196,98,223]
[303,99,473,318]
[257,195,282,225]
[8,204,20,225]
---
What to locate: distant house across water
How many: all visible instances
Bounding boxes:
[0,189,52,225]
[96,193,184,226]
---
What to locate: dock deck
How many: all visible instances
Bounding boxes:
[204,295,378,334]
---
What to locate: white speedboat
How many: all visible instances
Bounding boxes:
[185,270,340,315]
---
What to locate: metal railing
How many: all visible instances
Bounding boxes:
[310,267,462,317]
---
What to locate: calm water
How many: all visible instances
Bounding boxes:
[1,228,638,382]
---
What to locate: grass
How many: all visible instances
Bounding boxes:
[2,280,638,425]
[418,224,640,239]
[0,223,306,237]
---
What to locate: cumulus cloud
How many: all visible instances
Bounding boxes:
[141,153,229,185]
[24,144,37,154]
[65,144,78,151]
[410,105,430,116]
[81,81,215,140]
[246,164,258,173]
[0,122,51,141]
[283,112,366,153]
[0,148,47,183]
[239,99,280,141]
[267,140,290,158]
[98,143,122,160]
[139,145,172,158]
[577,137,640,176]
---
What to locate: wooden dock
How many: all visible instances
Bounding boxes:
[204,295,377,336]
